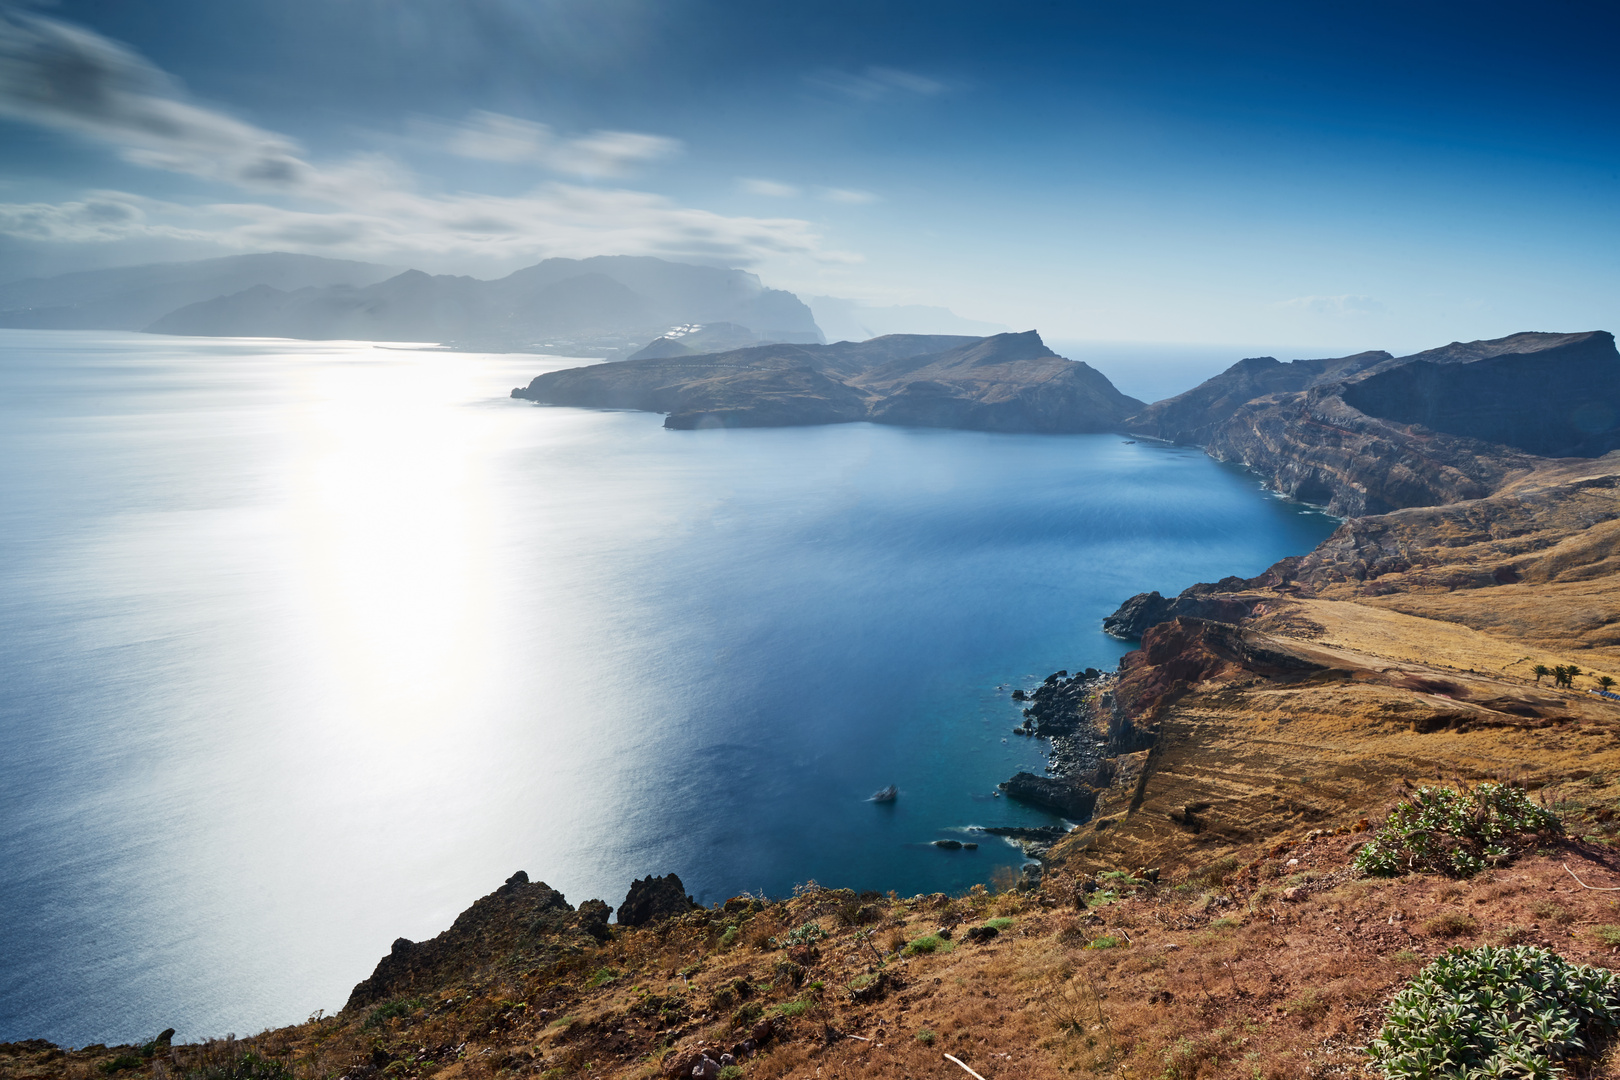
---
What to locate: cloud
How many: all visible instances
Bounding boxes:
[818,187,877,204]
[441,110,679,177]
[807,66,944,102]
[0,10,851,271]
[0,9,321,193]
[738,177,800,198]
[1276,294,1384,316]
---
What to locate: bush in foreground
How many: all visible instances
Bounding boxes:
[1368,945,1620,1079]
[1354,783,1560,878]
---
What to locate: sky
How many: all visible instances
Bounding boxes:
[0,0,1617,350]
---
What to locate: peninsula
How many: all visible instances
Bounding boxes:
[511,330,1144,433]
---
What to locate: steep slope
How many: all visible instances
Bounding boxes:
[513,331,1144,433]
[0,253,396,331]
[1126,331,1618,516]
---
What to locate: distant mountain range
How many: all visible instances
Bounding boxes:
[0,252,399,331]
[514,330,1144,432]
[0,253,840,355]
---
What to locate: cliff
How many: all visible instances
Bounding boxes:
[513,330,1144,433]
[1126,330,1620,516]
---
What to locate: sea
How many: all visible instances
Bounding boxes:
[0,331,1337,1046]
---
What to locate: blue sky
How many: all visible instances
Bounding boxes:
[1,0,1617,349]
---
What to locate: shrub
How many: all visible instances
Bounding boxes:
[984,917,1014,931]
[1367,945,1620,1079]
[1354,783,1560,878]
[769,999,811,1018]
[183,1052,294,1080]
[1086,935,1124,949]
[1593,925,1620,947]
[915,1028,936,1045]
[362,997,424,1029]
[768,922,825,950]
[718,1068,743,1080]
[719,926,740,949]
[903,934,954,956]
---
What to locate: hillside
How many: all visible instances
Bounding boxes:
[512,330,1145,433]
[1125,331,1620,516]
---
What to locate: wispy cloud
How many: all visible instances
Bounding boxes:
[818,187,878,204]
[738,177,800,198]
[1276,294,1384,316]
[439,110,679,177]
[0,10,850,269]
[807,66,944,102]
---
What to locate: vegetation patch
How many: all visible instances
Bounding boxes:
[362,997,424,1029]
[1353,783,1560,878]
[1368,945,1620,1079]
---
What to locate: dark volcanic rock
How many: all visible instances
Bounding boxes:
[616,873,696,927]
[1103,589,1265,640]
[344,872,582,1011]
[999,772,1097,820]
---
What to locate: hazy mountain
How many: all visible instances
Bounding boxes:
[0,252,399,331]
[807,295,1010,342]
[148,256,824,349]
[514,330,1144,433]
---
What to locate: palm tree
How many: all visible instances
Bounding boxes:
[1532,664,1551,683]
[1568,665,1584,687]
[1600,675,1616,693]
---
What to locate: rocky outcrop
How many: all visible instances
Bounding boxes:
[343,871,604,1012]
[513,331,1144,434]
[616,873,697,927]
[998,773,1097,820]
[1102,588,1263,640]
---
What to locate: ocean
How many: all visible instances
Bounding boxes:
[0,331,1337,1045]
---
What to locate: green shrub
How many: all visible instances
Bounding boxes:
[903,933,954,956]
[984,917,1014,931]
[768,922,825,949]
[1354,783,1560,878]
[362,997,424,1029]
[718,1067,744,1080]
[915,1028,937,1046]
[1086,935,1124,949]
[1593,925,1620,947]
[184,1052,294,1080]
[719,926,740,949]
[769,999,811,1018]
[1368,945,1620,1079]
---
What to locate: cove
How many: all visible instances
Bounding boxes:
[0,331,1337,1045]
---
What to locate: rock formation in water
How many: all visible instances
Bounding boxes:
[513,330,1144,433]
[1125,330,1620,516]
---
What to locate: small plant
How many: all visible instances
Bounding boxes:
[587,967,620,987]
[1421,912,1479,938]
[719,926,740,949]
[1283,988,1329,1023]
[985,917,1014,931]
[1593,925,1620,947]
[768,922,825,950]
[915,1028,937,1045]
[769,999,811,1018]
[718,1067,743,1080]
[1353,783,1560,878]
[1368,945,1620,1079]
[1086,935,1124,949]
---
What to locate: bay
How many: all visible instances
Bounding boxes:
[0,331,1336,1046]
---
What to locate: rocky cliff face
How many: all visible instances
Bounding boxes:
[1126,331,1620,517]
[514,331,1144,434]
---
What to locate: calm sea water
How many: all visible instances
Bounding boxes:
[0,331,1336,1047]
